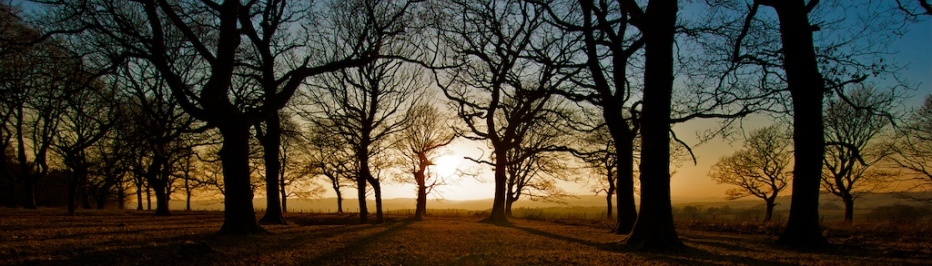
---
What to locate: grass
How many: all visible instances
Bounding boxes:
[1,208,931,265]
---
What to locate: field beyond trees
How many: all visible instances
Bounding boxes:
[1,209,930,265]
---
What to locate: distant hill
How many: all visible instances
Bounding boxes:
[164,192,932,212]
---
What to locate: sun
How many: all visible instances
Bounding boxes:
[431,154,462,177]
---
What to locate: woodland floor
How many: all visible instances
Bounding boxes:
[1,209,931,265]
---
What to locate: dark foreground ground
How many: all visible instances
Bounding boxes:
[1,209,930,265]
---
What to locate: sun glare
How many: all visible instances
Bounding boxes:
[431,154,462,177]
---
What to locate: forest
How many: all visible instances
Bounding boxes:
[2,0,932,263]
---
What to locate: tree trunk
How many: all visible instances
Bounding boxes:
[1,148,15,208]
[764,200,775,222]
[281,190,288,213]
[185,176,192,212]
[152,181,171,216]
[414,170,427,220]
[613,132,637,234]
[24,178,38,209]
[258,114,286,225]
[482,149,509,224]
[146,184,151,210]
[335,187,344,214]
[96,189,108,210]
[135,180,144,210]
[357,173,369,223]
[145,154,171,216]
[117,183,125,210]
[842,194,854,223]
[605,189,613,219]
[67,153,89,216]
[764,0,831,248]
[81,186,93,209]
[280,167,288,213]
[505,198,515,218]
[624,0,683,251]
[369,177,384,224]
[216,123,265,234]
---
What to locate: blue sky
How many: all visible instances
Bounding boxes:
[894,21,932,103]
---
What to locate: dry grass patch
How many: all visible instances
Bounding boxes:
[1,208,931,265]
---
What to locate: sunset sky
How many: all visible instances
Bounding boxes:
[372,19,932,202]
[11,0,929,203]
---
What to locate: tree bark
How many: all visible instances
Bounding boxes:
[216,123,264,234]
[96,189,108,209]
[763,0,831,248]
[579,0,640,233]
[414,170,427,220]
[0,147,15,208]
[258,114,286,225]
[144,153,171,216]
[66,152,89,216]
[185,175,192,212]
[369,176,384,224]
[23,179,38,209]
[135,179,143,211]
[81,186,92,209]
[482,148,510,224]
[505,197,515,218]
[623,0,683,251]
[145,184,151,210]
[842,194,854,223]
[613,130,637,234]
[152,181,170,216]
[605,189,613,219]
[764,200,775,222]
[335,186,344,214]
[356,175,368,222]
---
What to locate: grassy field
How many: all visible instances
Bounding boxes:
[1,209,930,265]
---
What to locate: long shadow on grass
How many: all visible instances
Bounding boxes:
[507,224,611,249]
[21,232,203,266]
[300,220,413,265]
[510,223,802,265]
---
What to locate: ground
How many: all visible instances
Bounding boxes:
[1,209,930,265]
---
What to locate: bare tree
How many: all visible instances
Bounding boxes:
[892,95,932,200]
[577,127,620,219]
[896,0,932,17]
[2,34,73,209]
[52,73,117,216]
[710,125,791,222]
[430,0,577,224]
[302,120,354,214]
[611,0,683,250]
[821,86,899,223]
[725,0,913,248]
[529,0,645,232]
[305,0,425,224]
[504,103,579,216]
[85,112,134,210]
[396,103,456,220]
[40,0,410,234]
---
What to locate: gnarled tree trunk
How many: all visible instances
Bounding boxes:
[216,123,264,234]
[258,114,286,225]
[623,0,683,251]
[763,0,831,248]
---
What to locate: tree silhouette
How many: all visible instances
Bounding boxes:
[710,125,791,222]
[40,0,405,234]
[430,0,577,225]
[397,103,456,220]
[821,86,898,222]
[614,0,683,251]
[892,95,932,201]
